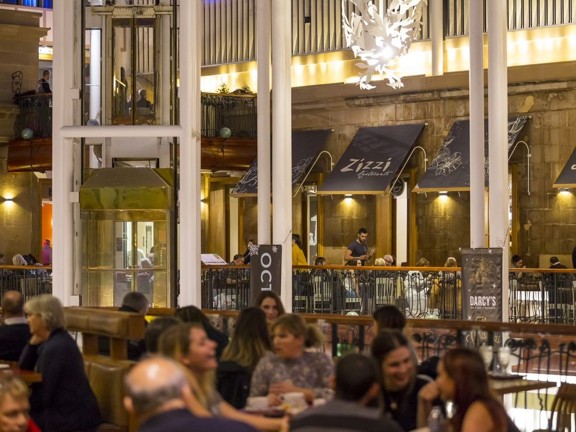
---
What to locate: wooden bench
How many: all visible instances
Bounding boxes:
[66,307,146,432]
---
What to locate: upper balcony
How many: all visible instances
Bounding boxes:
[7,90,257,173]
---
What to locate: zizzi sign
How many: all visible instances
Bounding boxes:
[250,244,282,303]
[340,158,394,178]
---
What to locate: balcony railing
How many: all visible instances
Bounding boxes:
[0,266,52,301]
[200,92,257,139]
[201,265,576,325]
[13,93,52,139]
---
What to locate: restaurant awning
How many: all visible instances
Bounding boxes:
[414,116,529,192]
[553,147,576,188]
[317,123,426,194]
[230,129,332,197]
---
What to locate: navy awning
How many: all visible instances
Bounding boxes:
[553,147,576,188]
[415,116,529,192]
[317,123,426,194]
[230,129,331,196]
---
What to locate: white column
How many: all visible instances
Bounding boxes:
[487,0,509,320]
[430,0,443,76]
[271,0,292,312]
[52,0,78,305]
[257,0,271,245]
[469,0,485,248]
[178,0,202,307]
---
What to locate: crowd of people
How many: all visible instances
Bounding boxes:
[0,288,518,432]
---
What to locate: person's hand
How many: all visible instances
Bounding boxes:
[269,380,295,395]
[268,393,283,407]
[418,380,440,404]
[29,333,49,345]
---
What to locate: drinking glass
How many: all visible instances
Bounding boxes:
[479,344,493,371]
[498,346,511,375]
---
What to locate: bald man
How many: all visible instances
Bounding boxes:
[0,291,31,362]
[124,356,257,432]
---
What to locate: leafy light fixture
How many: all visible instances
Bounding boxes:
[342,0,427,90]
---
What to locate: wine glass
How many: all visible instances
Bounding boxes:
[498,346,511,375]
[479,344,493,371]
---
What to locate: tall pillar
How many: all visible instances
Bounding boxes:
[469,0,485,248]
[257,0,271,245]
[51,1,79,305]
[430,0,443,76]
[178,0,203,307]
[487,0,509,320]
[271,0,292,311]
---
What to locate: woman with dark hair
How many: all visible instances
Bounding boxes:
[372,304,407,333]
[254,291,285,325]
[217,307,272,408]
[250,314,333,406]
[175,305,228,359]
[371,329,436,432]
[418,347,511,432]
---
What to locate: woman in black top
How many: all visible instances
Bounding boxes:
[371,329,437,432]
[19,295,102,432]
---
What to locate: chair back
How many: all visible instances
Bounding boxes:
[547,382,576,432]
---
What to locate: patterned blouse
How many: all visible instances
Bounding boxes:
[249,351,334,399]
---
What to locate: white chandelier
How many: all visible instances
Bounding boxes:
[342,0,427,90]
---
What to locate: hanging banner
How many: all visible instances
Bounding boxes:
[461,248,503,321]
[250,244,283,304]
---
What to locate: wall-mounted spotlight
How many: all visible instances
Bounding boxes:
[344,194,353,198]
[439,191,448,196]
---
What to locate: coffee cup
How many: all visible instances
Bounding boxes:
[246,396,268,411]
[283,392,306,408]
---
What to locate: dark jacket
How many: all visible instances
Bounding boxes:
[0,322,31,362]
[217,360,253,409]
[19,328,102,432]
[139,408,257,432]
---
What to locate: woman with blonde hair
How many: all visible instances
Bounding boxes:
[158,322,284,431]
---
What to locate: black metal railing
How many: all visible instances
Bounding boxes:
[0,266,52,301]
[201,265,576,324]
[200,93,257,139]
[13,93,52,139]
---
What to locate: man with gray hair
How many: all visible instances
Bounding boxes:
[124,356,257,432]
[0,291,31,362]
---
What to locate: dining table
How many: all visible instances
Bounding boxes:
[489,375,556,396]
[0,362,42,385]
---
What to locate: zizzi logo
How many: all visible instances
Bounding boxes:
[571,163,576,171]
[340,158,394,179]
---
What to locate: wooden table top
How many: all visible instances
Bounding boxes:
[490,377,556,395]
[0,363,42,385]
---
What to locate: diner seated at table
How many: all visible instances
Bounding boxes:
[0,290,31,362]
[124,356,258,432]
[371,329,440,432]
[158,322,285,431]
[217,307,272,409]
[290,353,403,432]
[19,294,102,432]
[0,374,41,432]
[175,305,229,360]
[255,291,286,326]
[249,313,334,406]
[417,347,517,432]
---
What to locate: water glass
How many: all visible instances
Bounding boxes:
[479,344,493,371]
[498,346,511,374]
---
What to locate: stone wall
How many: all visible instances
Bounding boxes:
[0,10,46,262]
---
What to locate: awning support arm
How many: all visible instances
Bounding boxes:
[508,140,531,195]
[293,150,334,198]
[390,145,428,192]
